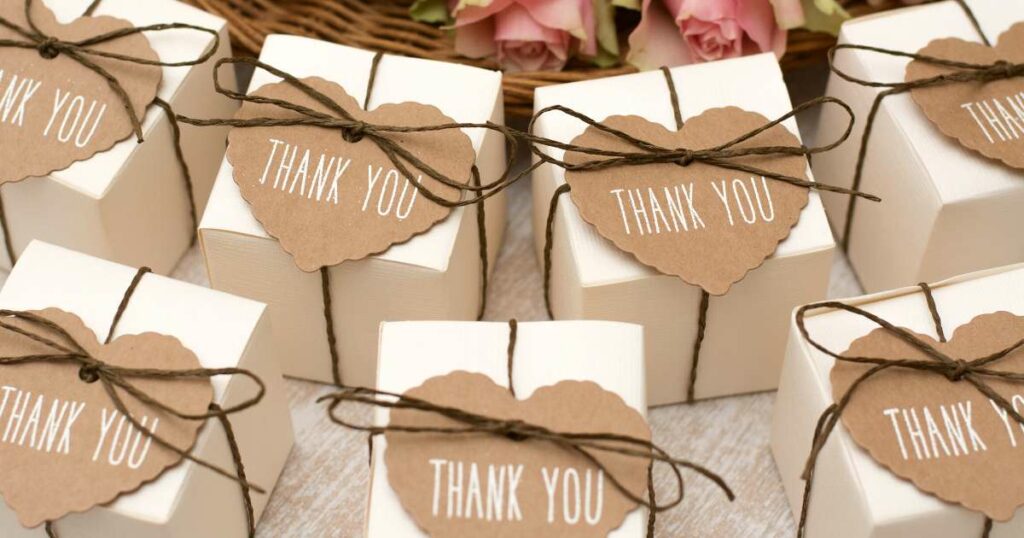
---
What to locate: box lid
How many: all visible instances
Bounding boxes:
[838,0,1024,205]
[199,34,503,272]
[796,262,1024,525]
[0,240,267,524]
[532,53,834,287]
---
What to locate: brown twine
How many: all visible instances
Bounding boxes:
[795,283,1021,538]
[327,318,733,533]
[0,0,220,264]
[831,0,1014,252]
[319,51,385,387]
[538,68,871,404]
[7,267,264,537]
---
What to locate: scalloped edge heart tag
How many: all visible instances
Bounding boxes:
[0,308,212,528]
[832,311,1024,521]
[383,371,651,537]
[0,1,161,184]
[563,107,809,295]
[907,22,1024,169]
[225,77,475,272]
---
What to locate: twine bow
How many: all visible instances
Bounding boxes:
[318,384,736,514]
[525,96,880,202]
[0,309,267,496]
[175,57,528,208]
[794,298,1024,538]
[0,0,220,142]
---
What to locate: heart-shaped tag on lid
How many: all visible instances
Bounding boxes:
[383,371,651,537]
[563,107,810,295]
[0,1,161,184]
[832,311,1024,521]
[907,22,1024,169]
[0,308,213,528]
[225,76,477,272]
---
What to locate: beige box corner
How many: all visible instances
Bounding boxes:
[811,0,1024,293]
[199,35,507,386]
[531,53,835,406]
[0,241,293,537]
[771,263,1024,537]
[0,0,238,274]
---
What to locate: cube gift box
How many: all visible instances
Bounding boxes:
[531,52,836,406]
[812,0,1024,292]
[0,0,237,274]
[200,35,508,386]
[0,241,293,537]
[772,263,1024,537]
[363,320,648,537]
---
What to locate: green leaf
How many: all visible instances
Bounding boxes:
[410,0,452,25]
[800,0,850,36]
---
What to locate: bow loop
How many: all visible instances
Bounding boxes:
[526,96,881,202]
[318,384,736,512]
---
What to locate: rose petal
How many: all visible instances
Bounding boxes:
[626,0,694,69]
[454,16,499,58]
[736,0,782,54]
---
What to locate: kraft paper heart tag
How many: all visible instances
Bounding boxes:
[907,22,1024,169]
[831,311,1024,521]
[225,77,476,272]
[0,1,161,184]
[384,371,651,537]
[563,108,809,295]
[0,308,213,528]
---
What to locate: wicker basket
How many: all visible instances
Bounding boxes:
[185,0,898,119]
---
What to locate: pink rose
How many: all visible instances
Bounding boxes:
[627,0,800,70]
[452,0,603,72]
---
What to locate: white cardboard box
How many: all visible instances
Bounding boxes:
[0,241,293,537]
[364,320,648,537]
[0,0,238,274]
[200,35,508,386]
[811,0,1024,293]
[771,263,1024,538]
[531,53,835,406]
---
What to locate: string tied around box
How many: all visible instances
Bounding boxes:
[531,66,878,403]
[794,283,1024,538]
[320,319,735,538]
[0,0,221,263]
[176,53,535,388]
[829,0,1023,254]
[0,267,265,538]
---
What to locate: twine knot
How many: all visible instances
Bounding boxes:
[991,60,1023,79]
[947,359,971,382]
[674,150,696,167]
[342,121,367,143]
[499,419,529,442]
[77,364,100,383]
[37,37,60,59]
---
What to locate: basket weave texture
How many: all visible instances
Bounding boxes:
[185,0,896,119]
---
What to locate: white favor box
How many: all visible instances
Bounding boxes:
[531,53,835,406]
[771,264,1024,537]
[200,35,507,385]
[0,0,237,274]
[364,320,647,537]
[0,241,294,538]
[812,0,1024,293]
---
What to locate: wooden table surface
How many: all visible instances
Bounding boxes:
[163,66,859,537]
